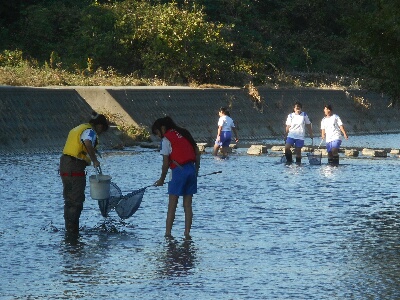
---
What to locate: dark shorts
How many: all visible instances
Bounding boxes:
[326,140,342,152]
[215,131,232,147]
[168,163,197,196]
[286,137,305,148]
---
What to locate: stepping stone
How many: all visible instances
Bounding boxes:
[247,145,268,155]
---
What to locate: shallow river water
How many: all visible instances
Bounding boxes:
[2,134,400,299]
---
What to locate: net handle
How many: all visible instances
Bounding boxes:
[93,166,102,182]
[145,171,222,191]
[95,166,103,175]
[317,139,324,149]
[311,138,324,152]
[198,171,222,177]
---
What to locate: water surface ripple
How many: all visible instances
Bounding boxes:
[1,143,400,299]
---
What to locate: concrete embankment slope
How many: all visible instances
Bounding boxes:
[0,85,399,155]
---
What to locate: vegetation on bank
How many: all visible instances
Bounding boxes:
[102,111,151,142]
[0,49,362,90]
[0,0,399,104]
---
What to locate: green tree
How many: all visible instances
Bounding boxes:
[16,1,91,63]
[63,3,120,70]
[2,0,399,95]
[113,0,233,84]
[347,0,400,105]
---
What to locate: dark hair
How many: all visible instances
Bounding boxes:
[152,116,197,151]
[219,107,230,116]
[324,104,333,111]
[89,111,109,131]
[294,101,302,108]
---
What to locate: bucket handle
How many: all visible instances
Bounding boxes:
[81,138,103,180]
[94,166,103,182]
[96,166,103,175]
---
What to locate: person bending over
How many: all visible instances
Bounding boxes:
[152,116,201,238]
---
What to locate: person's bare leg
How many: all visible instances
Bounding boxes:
[213,144,220,156]
[183,195,193,238]
[165,195,179,237]
[221,146,229,157]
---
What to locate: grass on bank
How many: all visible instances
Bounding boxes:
[0,49,367,143]
[0,49,364,89]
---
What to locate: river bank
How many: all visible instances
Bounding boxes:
[1,85,399,155]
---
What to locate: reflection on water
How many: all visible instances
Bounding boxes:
[2,140,400,299]
[157,238,197,278]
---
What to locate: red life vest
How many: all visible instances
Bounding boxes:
[164,129,196,169]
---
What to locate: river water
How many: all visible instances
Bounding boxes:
[1,134,400,299]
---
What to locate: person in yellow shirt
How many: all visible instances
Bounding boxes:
[59,112,109,234]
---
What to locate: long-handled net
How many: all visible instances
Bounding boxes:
[96,171,222,219]
[97,182,122,217]
[97,183,151,219]
[306,152,322,165]
[306,138,323,165]
[115,185,152,219]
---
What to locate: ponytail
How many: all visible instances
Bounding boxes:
[152,116,197,151]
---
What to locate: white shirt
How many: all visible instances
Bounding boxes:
[160,137,172,156]
[218,115,235,131]
[286,112,311,139]
[321,114,343,143]
[80,128,97,147]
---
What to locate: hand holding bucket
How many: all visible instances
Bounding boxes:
[81,138,111,200]
[89,167,112,200]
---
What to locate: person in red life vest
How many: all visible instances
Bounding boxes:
[152,116,201,238]
[60,111,109,234]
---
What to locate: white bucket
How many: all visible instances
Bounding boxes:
[89,174,112,200]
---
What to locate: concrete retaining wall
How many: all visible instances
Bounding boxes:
[0,85,399,155]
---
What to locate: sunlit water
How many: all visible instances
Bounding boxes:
[264,132,400,150]
[2,134,400,299]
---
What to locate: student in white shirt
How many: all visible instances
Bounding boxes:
[284,102,313,164]
[213,107,239,158]
[320,104,348,165]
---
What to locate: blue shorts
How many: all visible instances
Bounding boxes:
[285,137,305,148]
[215,131,232,147]
[326,140,342,152]
[168,163,197,196]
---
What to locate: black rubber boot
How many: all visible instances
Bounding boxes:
[285,150,293,163]
[64,203,83,234]
[332,155,339,165]
[296,157,301,164]
[328,158,334,165]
